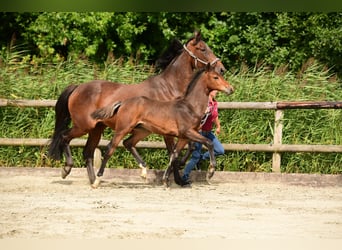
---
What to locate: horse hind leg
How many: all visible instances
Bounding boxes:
[61,143,73,179]
[60,127,87,179]
[123,128,151,179]
[83,124,106,185]
[92,131,126,188]
[179,141,195,167]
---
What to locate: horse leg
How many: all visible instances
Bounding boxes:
[184,130,217,183]
[123,128,151,179]
[83,123,106,184]
[205,141,216,183]
[92,131,126,188]
[162,153,175,188]
[61,142,73,179]
[162,139,188,187]
[163,135,176,156]
[60,127,87,179]
[179,141,195,167]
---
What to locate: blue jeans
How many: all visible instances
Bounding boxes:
[182,131,224,182]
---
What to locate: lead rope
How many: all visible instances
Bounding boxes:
[200,99,211,127]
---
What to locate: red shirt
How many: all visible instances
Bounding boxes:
[201,100,218,131]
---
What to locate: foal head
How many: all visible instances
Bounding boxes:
[201,64,234,95]
[185,64,234,95]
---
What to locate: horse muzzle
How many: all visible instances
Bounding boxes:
[223,86,234,95]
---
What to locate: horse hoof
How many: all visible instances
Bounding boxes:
[91,177,101,189]
[162,179,170,188]
[61,166,72,179]
[140,167,147,179]
[206,165,215,181]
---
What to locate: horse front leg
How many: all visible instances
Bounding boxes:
[204,140,216,183]
[185,130,217,184]
[162,139,189,187]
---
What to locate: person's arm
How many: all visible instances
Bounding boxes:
[214,116,221,134]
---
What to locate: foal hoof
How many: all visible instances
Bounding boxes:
[61,166,72,179]
[206,165,215,183]
[91,177,102,189]
[162,179,171,188]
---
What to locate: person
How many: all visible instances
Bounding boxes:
[181,90,225,185]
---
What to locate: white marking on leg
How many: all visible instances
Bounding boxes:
[139,163,147,179]
[91,176,102,189]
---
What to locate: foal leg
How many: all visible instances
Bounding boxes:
[123,128,151,179]
[205,141,216,182]
[184,130,217,183]
[92,132,126,188]
[162,139,188,187]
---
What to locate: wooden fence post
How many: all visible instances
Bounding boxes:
[272,109,283,172]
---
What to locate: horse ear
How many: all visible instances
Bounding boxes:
[205,63,211,72]
[193,30,202,44]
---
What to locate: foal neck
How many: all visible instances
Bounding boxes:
[184,72,210,115]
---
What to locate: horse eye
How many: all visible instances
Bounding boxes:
[214,76,219,80]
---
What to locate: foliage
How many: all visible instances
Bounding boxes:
[0,12,341,76]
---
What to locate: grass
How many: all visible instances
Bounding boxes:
[0,54,341,174]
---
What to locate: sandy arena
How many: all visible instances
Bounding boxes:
[0,167,341,239]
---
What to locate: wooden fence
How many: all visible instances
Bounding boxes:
[1,99,341,172]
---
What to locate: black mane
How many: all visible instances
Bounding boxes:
[155,39,184,72]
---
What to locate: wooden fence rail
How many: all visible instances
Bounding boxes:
[1,99,341,172]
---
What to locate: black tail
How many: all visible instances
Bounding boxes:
[91,101,122,120]
[48,85,78,160]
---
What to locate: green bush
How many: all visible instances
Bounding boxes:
[1,12,342,75]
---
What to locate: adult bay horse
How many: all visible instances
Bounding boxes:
[91,64,234,188]
[48,31,226,185]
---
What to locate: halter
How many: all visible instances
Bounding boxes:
[183,44,220,68]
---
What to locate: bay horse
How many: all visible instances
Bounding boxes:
[91,64,234,188]
[48,31,226,185]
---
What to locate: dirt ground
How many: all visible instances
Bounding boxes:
[0,167,341,239]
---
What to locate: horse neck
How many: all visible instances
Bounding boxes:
[158,51,194,94]
[184,75,210,116]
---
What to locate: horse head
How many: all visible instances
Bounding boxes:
[184,30,226,75]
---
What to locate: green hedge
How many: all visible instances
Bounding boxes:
[1,12,342,75]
